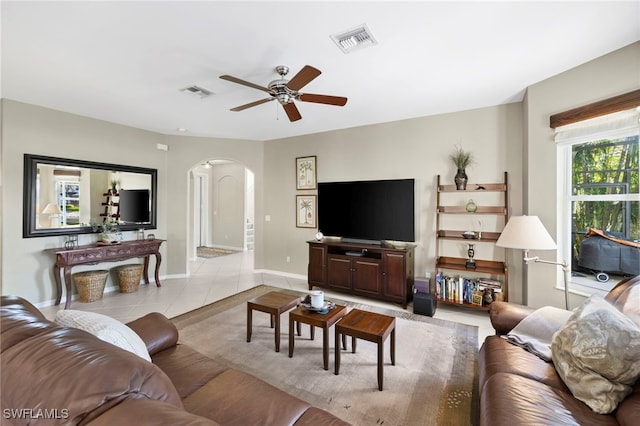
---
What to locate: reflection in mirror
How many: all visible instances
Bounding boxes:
[24,154,157,238]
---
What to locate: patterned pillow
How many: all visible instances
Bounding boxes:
[551,295,640,414]
[55,310,151,361]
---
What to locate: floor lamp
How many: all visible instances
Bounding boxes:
[496,215,571,310]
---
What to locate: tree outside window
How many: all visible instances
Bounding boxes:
[570,136,639,278]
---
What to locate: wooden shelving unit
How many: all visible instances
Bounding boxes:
[435,172,509,310]
[100,191,120,221]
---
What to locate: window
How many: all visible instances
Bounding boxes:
[57,180,81,226]
[556,108,639,293]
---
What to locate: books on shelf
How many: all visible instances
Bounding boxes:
[435,272,503,306]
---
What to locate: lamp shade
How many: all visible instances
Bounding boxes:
[42,203,62,215]
[496,215,557,250]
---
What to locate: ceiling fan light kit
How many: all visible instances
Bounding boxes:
[220,65,347,122]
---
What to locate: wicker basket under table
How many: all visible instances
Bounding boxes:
[116,264,143,293]
[72,270,109,302]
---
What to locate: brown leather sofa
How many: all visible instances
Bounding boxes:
[479,275,639,426]
[0,295,349,425]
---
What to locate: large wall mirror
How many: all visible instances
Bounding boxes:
[23,154,158,238]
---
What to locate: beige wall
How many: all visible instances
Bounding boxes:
[262,103,525,302]
[524,41,640,309]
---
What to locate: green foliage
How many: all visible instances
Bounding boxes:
[571,136,639,259]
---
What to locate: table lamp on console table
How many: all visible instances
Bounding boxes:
[496,215,570,310]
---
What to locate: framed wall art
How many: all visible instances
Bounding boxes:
[296,156,317,190]
[296,195,317,228]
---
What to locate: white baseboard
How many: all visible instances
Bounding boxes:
[33,274,177,309]
[163,273,188,280]
[254,269,307,281]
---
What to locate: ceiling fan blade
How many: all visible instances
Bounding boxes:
[286,65,321,91]
[230,98,274,112]
[298,93,348,106]
[220,75,271,93]
[283,102,302,122]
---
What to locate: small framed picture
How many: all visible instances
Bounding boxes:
[472,293,483,306]
[296,195,317,228]
[296,156,317,190]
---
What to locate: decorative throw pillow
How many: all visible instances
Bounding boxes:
[55,310,151,361]
[551,295,640,414]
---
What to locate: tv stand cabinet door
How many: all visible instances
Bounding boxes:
[352,258,382,296]
[327,255,353,291]
[382,251,411,306]
[308,243,327,289]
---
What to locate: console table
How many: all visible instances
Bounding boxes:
[47,239,164,309]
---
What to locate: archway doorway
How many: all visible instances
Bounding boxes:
[189,159,255,262]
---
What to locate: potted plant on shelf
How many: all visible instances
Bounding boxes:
[109,179,119,195]
[449,145,474,190]
[90,220,121,244]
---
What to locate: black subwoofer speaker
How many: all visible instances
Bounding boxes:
[413,292,437,317]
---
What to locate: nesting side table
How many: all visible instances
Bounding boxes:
[334,309,396,391]
[246,291,301,352]
[288,304,348,370]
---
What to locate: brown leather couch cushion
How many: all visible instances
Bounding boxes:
[1,314,182,424]
[184,369,311,426]
[294,407,352,426]
[151,344,229,399]
[606,275,640,306]
[127,312,180,356]
[616,381,640,426]
[86,398,220,426]
[0,294,47,319]
[0,303,58,352]
[488,301,536,335]
[479,335,569,393]
[481,373,619,426]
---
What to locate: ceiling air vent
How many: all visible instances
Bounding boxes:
[180,85,213,99]
[330,24,377,54]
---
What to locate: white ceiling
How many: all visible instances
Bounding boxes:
[2,1,639,141]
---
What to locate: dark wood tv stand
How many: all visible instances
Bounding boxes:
[307,239,415,309]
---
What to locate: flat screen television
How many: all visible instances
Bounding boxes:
[119,189,150,224]
[318,178,415,244]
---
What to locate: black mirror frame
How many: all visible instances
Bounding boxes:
[23,154,158,238]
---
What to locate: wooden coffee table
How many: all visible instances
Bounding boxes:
[246,291,301,352]
[288,304,348,370]
[334,308,396,391]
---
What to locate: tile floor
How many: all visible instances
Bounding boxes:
[39,250,494,347]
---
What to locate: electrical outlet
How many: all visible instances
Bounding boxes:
[286,256,291,263]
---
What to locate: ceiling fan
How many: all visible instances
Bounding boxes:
[219,65,347,122]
